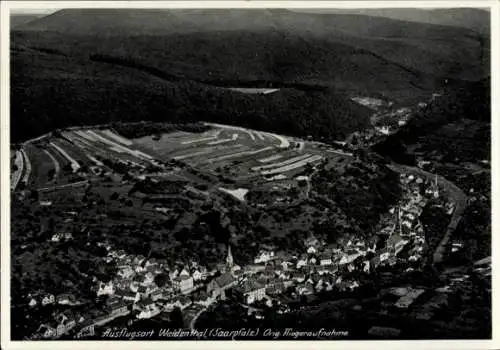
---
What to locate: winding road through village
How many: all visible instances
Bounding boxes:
[386,163,468,265]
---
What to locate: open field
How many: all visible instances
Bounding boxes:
[13,123,352,197]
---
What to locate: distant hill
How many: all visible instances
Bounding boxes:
[12,9,488,91]
[11,45,371,143]
[372,78,490,165]
[294,8,490,36]
[10,14,45,29]
[10,9,489,142]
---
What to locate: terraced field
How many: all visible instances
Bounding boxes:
[13,123,353,199]
[132,123,352,185]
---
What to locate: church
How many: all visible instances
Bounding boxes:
[206,245,241,299]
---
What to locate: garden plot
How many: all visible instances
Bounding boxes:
[131,130,226,158]
[260,155,324,176]
[42,149,60,182]
[254,131,266,141]
[88,130,154,161]
[207,133,239,145]
[260,131,291,149]
[177,129,223,145]
[258,154,283,163]
[251,153,312,172]
[53,138,95,168]
[63,132,114,165]
[170,143,246,161]
[203,146,274,164]
[205,123,257,141]
[190,145,253,166]
[101,129,133,146]
[66,131,150,168]
[50,142,81,172]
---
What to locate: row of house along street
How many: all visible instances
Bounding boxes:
[29,170,462,339]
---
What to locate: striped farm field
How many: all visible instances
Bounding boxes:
[251,153,312,172]
[260,155,324,176]
[50,142,81,172]
[102,129,133,146]
[53,138,95,168]
[203,146,274,164]
[23,144,55,188]
[42,148,60,182]
[258,154,284,163]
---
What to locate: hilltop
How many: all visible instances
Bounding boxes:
[10,14,45,29]
[295,8,490,35]
[13,8,487,81]
[11,45,371,143]
[10,9,490,143]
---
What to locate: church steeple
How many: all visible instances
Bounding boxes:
[433,174,439,198]
[226,245,234,268]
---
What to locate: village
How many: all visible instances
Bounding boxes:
[27,166,472,340]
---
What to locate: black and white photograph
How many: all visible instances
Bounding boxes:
[1,0,497,347]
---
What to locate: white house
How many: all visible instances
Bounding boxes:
[379,251,390,262]
[37,324,56,338]
[339,251,360,265]
[254,250,275,264]
[292,272,306,283]
[239,280,266,304]
[173,275,194,294]
[363,260,371,273]
[319,254,333,266]
[97,281,115,296]
[281,261,293,271]
[137,302,161,319]
[41,294,55,306]
[192,269,204,281]
[170,269,179,280]
[296,256,308,269]
[120,291,140,303]
[307,246,317,254]
[135,265,146,273]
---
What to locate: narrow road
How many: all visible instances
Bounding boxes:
[20,148,32,186]
[189,304,210,332]
[11,150,24,191]
[42,149,61,182]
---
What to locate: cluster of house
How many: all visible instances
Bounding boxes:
[32,169,457,339]
[369,172,447,271]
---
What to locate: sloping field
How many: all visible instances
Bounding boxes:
[178,144,249,163]
[258,154,284,163]
[42,148,60,182]
[49,142,81,172]
[53,137,95,168]
[71,130,154,166]
[205,123,259,142]
[260,155,324,176]
[11,151,24,190]
[88,130,154,160]
[251,153,312,172]
[22,144,54,188]
[102,129,133,146]
[204,146,274,164]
